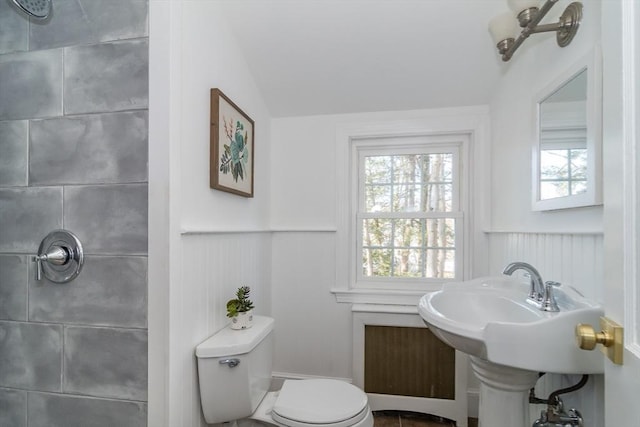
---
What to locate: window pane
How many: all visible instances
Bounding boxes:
[365,156,392,183]
[425,219,455,248]
[363,248,392,277]
[540,148,587,199]
[365,153,454,213]
[390,154,453,184]
[425,249,455,279]
[393,155,422,183]
[393,219,423,247]
[422,153,453,183]
[363,219,392,247]
[540,150,569,179]
[365,185,391,212]
[359,146,460,283]
[424,183,453,212]
[393,249,422,277]
[541,181,569,199]
[393,184,422,212]
[570,149,587,179]
[571,181,587,195]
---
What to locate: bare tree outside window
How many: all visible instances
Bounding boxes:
[362,153,456,279]
[540,148,588,199]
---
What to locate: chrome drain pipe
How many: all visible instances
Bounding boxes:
[532,399,583,427]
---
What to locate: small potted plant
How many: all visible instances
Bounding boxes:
[226,286,254,329]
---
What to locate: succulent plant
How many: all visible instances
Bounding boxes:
[226,286,254,318]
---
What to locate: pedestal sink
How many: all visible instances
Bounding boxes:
[417,276,603,427]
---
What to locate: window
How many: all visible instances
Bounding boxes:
[538,125,588,201]
[540,147,587,199]
[353,136,465,289]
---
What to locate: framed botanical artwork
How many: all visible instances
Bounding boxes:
[210,88,255,197]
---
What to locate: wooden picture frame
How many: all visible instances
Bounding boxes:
[210,88,255,197]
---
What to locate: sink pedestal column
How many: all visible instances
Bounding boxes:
[470,357,539,427]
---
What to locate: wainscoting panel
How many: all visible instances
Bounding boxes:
[176,232,272,427]
[529,373,603,427]
[486,232,604,302]
[485,231,604,426]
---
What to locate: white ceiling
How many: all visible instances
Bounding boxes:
[220,0,507,117]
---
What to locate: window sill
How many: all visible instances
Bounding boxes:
[330,288,434,306]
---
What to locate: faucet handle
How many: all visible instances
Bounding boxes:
[541,281,561,312]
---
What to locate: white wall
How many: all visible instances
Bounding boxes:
[179,5,271,232]
[270,107,491,380]
[488,1,604,424]
[489,0,603,233]
[149,1,273,426]
[148,0,607,425]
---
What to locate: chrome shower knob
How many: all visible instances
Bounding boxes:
[33,230,84,283]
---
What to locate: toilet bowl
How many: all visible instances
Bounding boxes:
[195,316,373,427]
[251,379,373,427]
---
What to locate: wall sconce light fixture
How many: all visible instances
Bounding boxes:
[489,0,583,62]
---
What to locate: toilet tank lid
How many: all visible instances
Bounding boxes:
[195,315,274,358]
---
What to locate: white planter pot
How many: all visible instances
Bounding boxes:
[230,310,253,330]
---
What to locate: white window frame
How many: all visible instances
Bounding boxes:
[353,136,465,290]
[331,108,490,305]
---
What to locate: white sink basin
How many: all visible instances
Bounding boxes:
[418,276,604,374]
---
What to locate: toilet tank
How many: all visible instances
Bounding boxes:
[195,316,274,424]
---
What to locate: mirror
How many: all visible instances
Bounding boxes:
[532,48,602,211]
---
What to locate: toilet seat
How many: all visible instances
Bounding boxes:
[271,379,370,427]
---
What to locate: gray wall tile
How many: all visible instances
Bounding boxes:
[30,112,148,185]
[29,392,146,427]
[64,184,147,254]
[0,322,62,391]
[0,255,27,321]
[30,0,148,50]
[64,327,147,401]
[0,187,63,252]
[0,0,149,412]
[0,120,28,186]
[0,0,28,54]
[64,39,148,114]
[0,49,63,120]
[30,256,147,328]
[0,388,26,427]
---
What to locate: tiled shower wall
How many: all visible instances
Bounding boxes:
[0,1,148,426]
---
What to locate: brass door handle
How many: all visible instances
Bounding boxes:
[576,324,614,350]
[575,317,623,365]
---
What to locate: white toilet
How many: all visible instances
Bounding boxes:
[196,315,374,427]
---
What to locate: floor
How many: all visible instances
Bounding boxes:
[373,411,478,427]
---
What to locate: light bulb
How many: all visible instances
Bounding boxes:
[488,11,517,45]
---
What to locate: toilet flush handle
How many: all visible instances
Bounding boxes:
[219,358,240,368]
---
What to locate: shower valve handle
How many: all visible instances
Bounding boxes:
[33,230,84,283]
[34,246,71,281]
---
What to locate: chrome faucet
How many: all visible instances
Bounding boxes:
[502,262,559,311]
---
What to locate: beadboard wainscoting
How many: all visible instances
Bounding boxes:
[177,231,272,427]
[486,231,604,302]
[485,230,604,426]
[529,372,604,427]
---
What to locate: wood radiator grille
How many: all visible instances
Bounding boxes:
[364,325,455,400]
